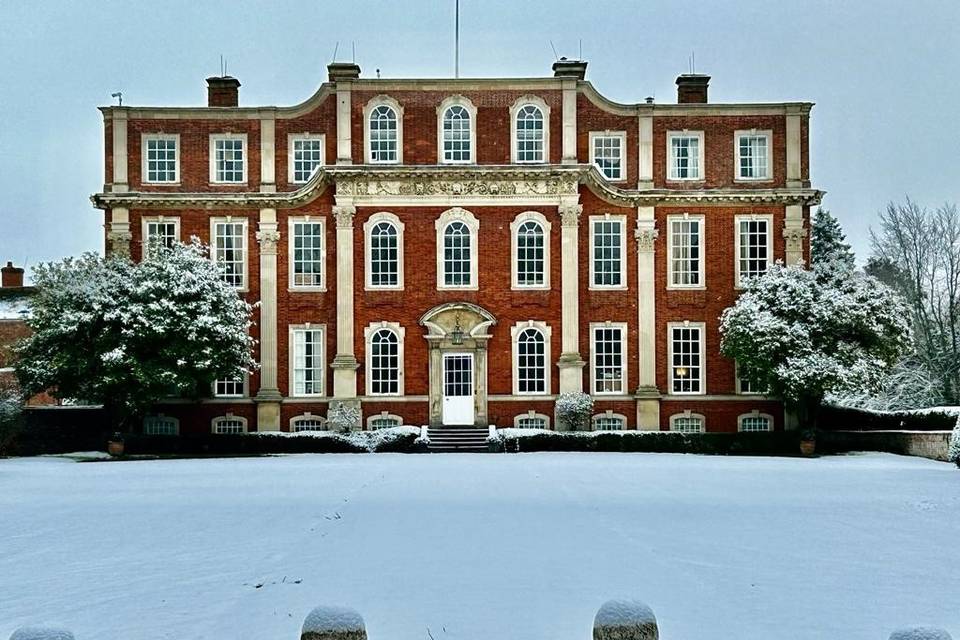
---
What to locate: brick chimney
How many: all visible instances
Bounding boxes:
[676,74,710,104]
[552,58,588,80]
[206,76,241,107]
[327,62,361,82]
[1,261,24,288]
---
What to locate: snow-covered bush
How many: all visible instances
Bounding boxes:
[720,262,912,430]
[556,392,594,431]
[15,240,257,428]
[949,416,960,469]
[326,401,361,433]
[0,383,24,455]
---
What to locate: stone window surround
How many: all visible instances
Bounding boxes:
[141,133,180,185]
[211,413,248,434]
[669,410,705,433]
[287,133,327,184]
[287,215,327,292]
[289,412,328,432]
[734,129,773,183]
[435,207,480,291]
[210,216,249,292]
[208,133,248,185]
[363,211,405,291]
[140,215,181,255]
[738,410,774,432]
[143,414,180,436]
[667,320,706,396]
[589,321,629,396]
[509,95,551,164]
[734,213,774,289]
[436,95,477,165]
[665,212,706,290]
[213,373,248,399]
[288,323,327,399]
[367,411,404,430]
[735,361,762,395]
[591,410,628,431]
[666,130,705,182]
[363,321,406,397]
[510,320,553,396]
[513,410,551,430]
[363,95,404,164]
[588,213,628,291]
[509,210,551,290]
[588,130,627,182]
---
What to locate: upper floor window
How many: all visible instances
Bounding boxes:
[289,217,325,290]
[290,325,325,397]
[435,208,479,290]
[210,134,247,184]
[512,322,550,395]
[670,412,705,433]
[591,323,627,395]
[667,214,704,288]
[669,322,704,395]
[364,212,404,290]
[142,134,179,183]
[438,97,476,164]
[142,216,180,258]
[365,323,404,396]
[667,131,704,181]
[289,134,325,183]
[590,131,626,181]
[214,376,245,398]
[511,212,550,289]
[212,414,247,434]
[515,105,544,162]
[736,131,772,181]
[736,362,763,395]
[590,215,626,289]
[211,217,247,289]
[366,97,402,164]
[735,215,773,287]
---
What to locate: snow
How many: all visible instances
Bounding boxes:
[252,426,421,452]
[0,453,957,640]
[888,628,954,640]
[0,296,30,320]
[301,605,365,633]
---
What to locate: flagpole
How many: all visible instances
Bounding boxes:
[455,0,460,78]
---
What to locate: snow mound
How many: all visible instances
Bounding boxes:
[301,605,365,637]
[889,627,953,640]
[9,627,75,640]
[252,426,420,453]
[593,599,658,634]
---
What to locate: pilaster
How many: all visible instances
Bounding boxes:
[107,207,131,257]
[336,83,353,165]
[557,201,585,395]
[254,208,282,430]
[638,114,654,189]
[111,110,128,192]
[784,204,807,267]
[635,207,660,430]
[786,113,802,188]
[260,116,276,193]
[561,79,578,165]
[332,203,359,404]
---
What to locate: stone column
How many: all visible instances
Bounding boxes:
[332,204,360,427]
[784,204,807,267]
[428,342,443,427]
[260,114,276,193]
[561,78,577,165]
[475,340,489,427]
[254,208,282,431]
[786,110,803,188]
[557,202,585,399]
[107,207,131,258]
[111,110,128,192]
[635,208,660,430]
[637,112,654,190]
[336,83,353,165]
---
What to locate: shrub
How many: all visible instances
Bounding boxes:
[949,417,960,469]
[819,405,957,432]
[326,401,362,433]
[555,393,594,431]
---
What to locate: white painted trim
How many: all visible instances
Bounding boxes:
[287,323,327,398]
[733,129,773,182]
[513,410,551,429]
[665,213,705,290]
[287,133,327,184]
[287,215,327,292]
[510,320,553,396]
[735,361,762,395]
[289,412,329,431]
[667,321,706,396]
[364,321,406,396]
[437,95,477,165]
[588,214,628,290]
[738,410,774,432]
[211,413,249,434]
[363,96,404,164]
[140,215,181,256]
[509,95,551,164]
[435,207,479,290]
[509,211,551,290]
[212,373,249,398]
[668,410,705,433]
[140,133,180,185]
[666,130,705,182]
[363,211,405,290]
[591,410,628,431]
[367,411,404,429]
[208,133,248,184]
[589,321,629,396]
[734,213,774,289]
[588,130,627,183]
[209,216,249,291]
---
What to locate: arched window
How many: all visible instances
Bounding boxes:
[368,412,403,430]
[212,415,247,434]
[592,413,626,431]
[368,103,400,163]
[366,322,404,396]
[516,328,546,394]
[514,411,550,430]
[516,220,545,287]
[669,412,705,433]
[438,98,475,163]
[738,412,773,432]
[444,222,471,286]
[515,105,545,163]
[290,415,328,432]
[143,415,179,436]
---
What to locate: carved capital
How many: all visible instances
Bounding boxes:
[634,226,659,252]
[558,204,583,227]
[107,230,132,258]
[332,205,357,229]
[255,228,281,255]
[784,225,807,255]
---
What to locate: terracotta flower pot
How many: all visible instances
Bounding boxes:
[107,437,125,457]
[799,439,816,457]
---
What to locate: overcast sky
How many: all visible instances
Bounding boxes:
[1,0,958,274]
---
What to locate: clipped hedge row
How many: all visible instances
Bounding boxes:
[819,405,957,432]
[1,408,108,457]
[490,429,801,455]
[121,429,427,456]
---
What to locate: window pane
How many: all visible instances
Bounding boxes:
[293,329,324,396]
[593,327,624,393]
[442,105,472,162]
[293,138,324,182]
[370,106,398,163]
[370,221,399,287]
[738,219,770,283]
[670,218,701,286]
[592,135,622,180]
[369,329,400,395]
[214,222,245,287]
[593,220,622,286]
[516,105,544,163]
[516,220,545,286]
[443,221,472,286]
[292,222,324,287]
[215,138,245,182]
[517,328,546,393]
[670,135,700,179]
[671,326,702,393]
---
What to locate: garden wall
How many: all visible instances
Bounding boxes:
[819,430,953,462]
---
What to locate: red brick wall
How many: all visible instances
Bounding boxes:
[275,97,338,191]
[576,95,638,185]
[660,399,784,432]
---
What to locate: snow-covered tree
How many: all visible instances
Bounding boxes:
[16,240,257,428]
[949,416,960,469]
[556,392,594,431]
[811,208,855,271]
[720,263,912,430]
[829,355,944,411]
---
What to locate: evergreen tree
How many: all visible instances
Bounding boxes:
[811,208,855,270]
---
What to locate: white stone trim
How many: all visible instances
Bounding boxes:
[287,133,327,184]
[735,361,762,395]
[588,213,628,290]
[589,321,629,396]
[510,320,553,396]
[212,372,249,398]
[288,323,327,399]
[509,95,551,164]
[208,133,248,184]
[734,129,773,183]
[111,111,128,190]
[638,115,653,188]
[260,117,276,191]
[140,133,180,185]
[588,130,627,183]
[336,83,352,164]
[211,413,249,434]
[367,411,404,429]
[734,213,774,289]
[287,215,327,292]
[738,410,774,432]
[591,410,628,431]
[209,216,249,291]
[363,95,404,164]
[435,207,479,290]
[289,412,329,432]
[514,410,551,429]
[786,114,802,186]
[436,95,477,164]
[665,213,706,290]
[363,211,405,290]
[666,130,705,182]
[364,321,406,396]
[668,410,705,433]
[140,215,181,254]
[667,321,706,396]
[509,210,551,290]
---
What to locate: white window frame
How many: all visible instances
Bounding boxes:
[141,133,180,184]
[210,216,248,291]
[669,411,705,433]
[738,411,774,432]
[141,216,181,258]
[213,374,247,398]
[734,129,773,182]
[589,214,628,290]
[435,207,479,290]
[510,320,552,396]
[363,212,404,290]
[590,322,628,396]
[289,412,329,432]
[288,323,326,398]
[209,133,248,184]
[510,211,551,290]
[666,213,705,290]
[668,321,706,396]
[734,213,774,288]
[437,95,477,165]
[509,95,550,164]
[735,361,762,395]
[212,414,248,434]
[589,131,627,182]
[364,321,405,397]
[287,133,326,184]
[364,96,403,164]
[143,414,179,436]
[592,411,627,431]
[666,130,705,182]
[367,411,404,430]
[288,216,326,292]
[513,410,551,430]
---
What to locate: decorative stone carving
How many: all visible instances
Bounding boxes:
[559,203,583,227]
[332,205,357,228]
[107,230,132,258]
[334,175,580,199]
[784,225,808,257]
[255,228,281,255]
[635,227,659,252]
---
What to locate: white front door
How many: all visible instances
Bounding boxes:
[442,353,475,426]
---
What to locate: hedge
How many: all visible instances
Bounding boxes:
[819,405,957,432]
[490,429,801,455]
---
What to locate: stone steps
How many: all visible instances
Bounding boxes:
[426,427,490,453]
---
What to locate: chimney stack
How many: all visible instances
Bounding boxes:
[676,74,710,104]
[552,57,588,80]
[206,76,241,107]
[327,62,361,82]
[1,261,24,288]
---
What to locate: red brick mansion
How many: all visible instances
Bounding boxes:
[91,60,821,435]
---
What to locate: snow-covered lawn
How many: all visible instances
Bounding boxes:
[0,452,957,640]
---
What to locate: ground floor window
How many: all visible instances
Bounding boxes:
[670,412,705,433]
[591,323,627,394]
[739,413,773,432]
[143,415,178,436]
[592,412,626,431]
[212,415,247,434]
[514,411,549,430]
[367,412,403,430]
[291,415,327,432]
[291,326,325,397]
